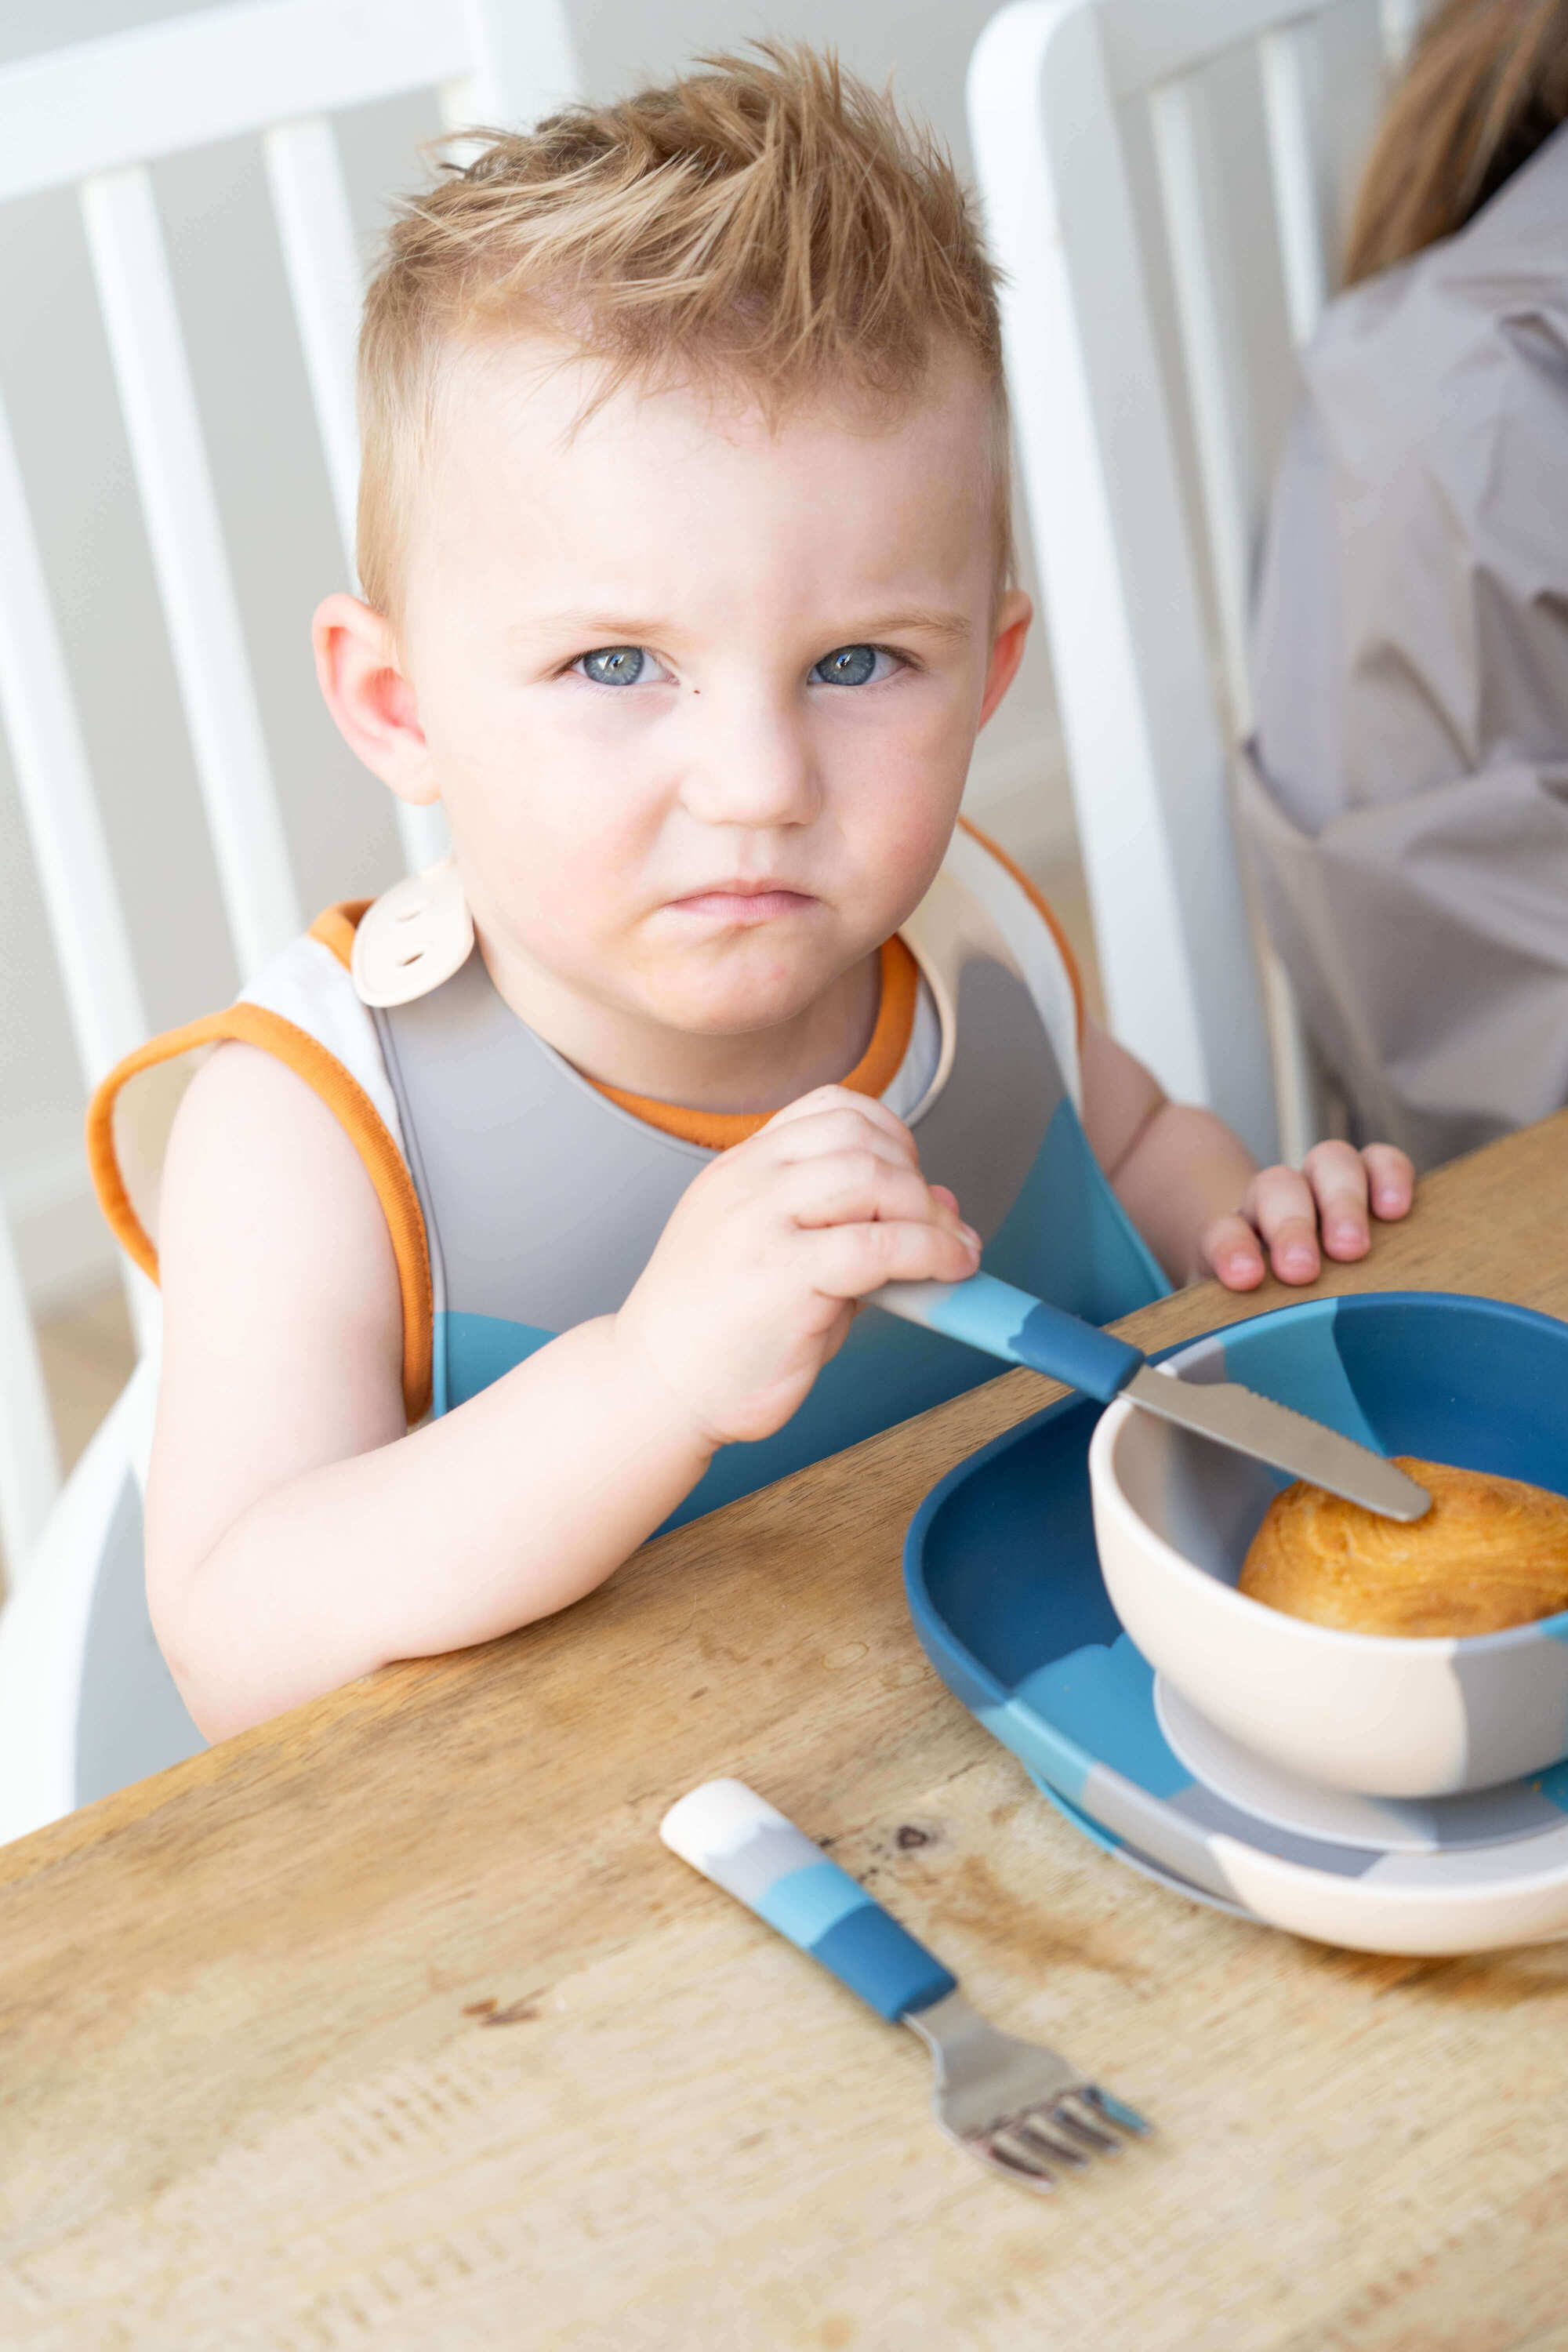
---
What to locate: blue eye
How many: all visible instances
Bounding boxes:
[579,645,647,686]
[811,644,888,687]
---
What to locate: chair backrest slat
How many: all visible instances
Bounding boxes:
[1148,71,1261,732]
[0,0,470,207]
[438,0,579,139]
[0,391,148,1082]
[82,163,303,978]
[971,0,1262,1138]
[1380,0,1423,61]
[261,114,454,880]
[969,0,1403,1163]
[1099,0,1313,91]
[1258,24,1332,345]
[263,117,363,571]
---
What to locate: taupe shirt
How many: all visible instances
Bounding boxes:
[1243,121,1568,1168]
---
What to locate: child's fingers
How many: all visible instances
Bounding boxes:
[804,1213,982,1300]
[1200,1212,1267,1290]
[1243,1164,1322,1283]
[756,1098,919,1177]
[1362,1143,1414,1221]
[1301,1139,1373,1261]
[770,1115,914,1179]
[782,1153,971,1240]
[759,1086,916,1160]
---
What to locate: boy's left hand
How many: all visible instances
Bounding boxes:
[1200,1141,1414,1290]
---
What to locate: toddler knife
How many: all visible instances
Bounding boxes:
[873,1272,1428,1522]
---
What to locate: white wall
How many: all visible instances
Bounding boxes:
[0,0,1076,1310]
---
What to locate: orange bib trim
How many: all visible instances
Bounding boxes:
[85,995,434,1425]
[590,935,920,1150]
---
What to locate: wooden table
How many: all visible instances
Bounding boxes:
[5,1116,1568,2350]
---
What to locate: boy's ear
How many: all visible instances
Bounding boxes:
[312,593,440,808]
[977,588,1033,730]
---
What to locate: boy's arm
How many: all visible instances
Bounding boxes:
[147,1043,713,1740]
[1076,1018,1414,1287]
[147,1049,978,1741]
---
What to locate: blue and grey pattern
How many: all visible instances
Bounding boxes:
[372,851,1167,1534]
[876,1272,1145,1401]
[1153,1672,1568,1854]
[906,1293,1568,1949]
[660,1780,956,2020]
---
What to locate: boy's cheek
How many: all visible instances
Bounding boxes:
[846,761,964,894]
[445,736,655,873]
[444,792,612,960]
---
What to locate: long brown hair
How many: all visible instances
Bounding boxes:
[1344,0,1568,284]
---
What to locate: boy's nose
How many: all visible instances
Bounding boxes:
[677,700,821,829]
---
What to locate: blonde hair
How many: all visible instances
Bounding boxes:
[1344,0,1568,285]
[356,44,1011,619]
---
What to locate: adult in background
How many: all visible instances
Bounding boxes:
[1242,0,1568,1167]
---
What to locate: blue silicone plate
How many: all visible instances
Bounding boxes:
[903,1292,1568,1955]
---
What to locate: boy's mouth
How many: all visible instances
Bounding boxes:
[666,882,815,924]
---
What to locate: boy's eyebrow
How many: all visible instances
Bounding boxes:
[521,607,974,644]
[851,608,972,642]
[514,612,673,649]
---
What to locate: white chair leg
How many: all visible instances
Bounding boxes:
[0,1359,180,1846]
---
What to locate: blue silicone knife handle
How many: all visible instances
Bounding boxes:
[873,1272,1145,1402]
[661,1780,957,2022]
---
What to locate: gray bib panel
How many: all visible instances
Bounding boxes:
[377,946,1062,1331]
[378,949,710,1331]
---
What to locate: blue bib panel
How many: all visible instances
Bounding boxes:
[435,1095,1164,1530]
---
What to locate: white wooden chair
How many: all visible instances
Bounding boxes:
[0,0,576,1843]
[967,0,1421,1166]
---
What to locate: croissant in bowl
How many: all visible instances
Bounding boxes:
[1240,1458,1568,1639]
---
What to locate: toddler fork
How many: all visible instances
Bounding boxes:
[660,1779,1152,2192]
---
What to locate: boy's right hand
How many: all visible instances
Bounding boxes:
[613,1085,981,1450]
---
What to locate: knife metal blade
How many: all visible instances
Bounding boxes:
[1125,1366,1431,1521]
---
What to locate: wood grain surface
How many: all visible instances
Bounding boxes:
[4,1114,1568,2351]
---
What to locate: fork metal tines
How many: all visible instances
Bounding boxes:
[905,1989,1152,2193]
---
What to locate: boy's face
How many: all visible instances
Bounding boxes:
[325,338,1029,1079]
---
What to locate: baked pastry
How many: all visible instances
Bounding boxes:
[1239,1457,1568,1638]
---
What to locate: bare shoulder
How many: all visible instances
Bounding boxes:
[161,1040,397,1311]
[166,1031,362,1167]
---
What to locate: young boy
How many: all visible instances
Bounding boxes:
[92,49,1413,1741]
